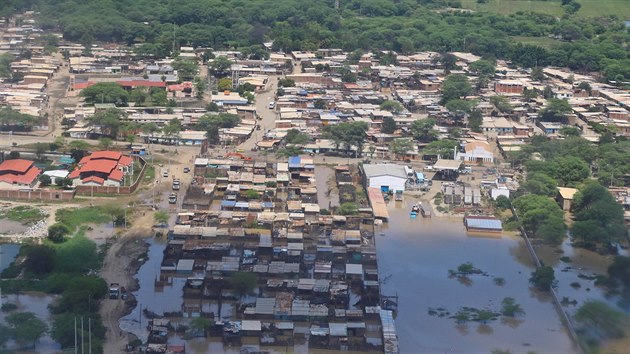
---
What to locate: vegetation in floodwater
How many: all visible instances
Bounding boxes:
[0,206,48,225]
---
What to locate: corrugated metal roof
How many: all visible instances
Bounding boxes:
[363,164,407,179]
[465,216,503,230]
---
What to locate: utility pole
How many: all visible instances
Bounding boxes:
[74,317,77,354]
[81,317,84,354]
[88,318,92,354]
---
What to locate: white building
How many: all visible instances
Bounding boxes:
[455,141,494,164]
[362,164,408,193]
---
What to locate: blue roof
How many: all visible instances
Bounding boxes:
[288,156,301,168]
[262,202,273,208]
[235,201,249,208]
[465,217,502,230]
[221,200,236,207]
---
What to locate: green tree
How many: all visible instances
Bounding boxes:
[490,96,513,113]
[284,129,310,145]
[389,138,414,159]
[453,310,470,324]
[559,126,581,137]
[424,140,459,159]
[39,174,52,186]
[530,266,555,291]
[245,189,260,200]
[571,182,626,248]
[229,272,257,299]
[217,77,233,91]
[313,99,326,109]
[24,245,56,275]
[469,59,496,76]
[437,53,458,73]
[276,146,303,158]
[531,67,545,81]
[518,173,557,197]
[189,317,212,337]
[154,211,169,225]
[440,74,472,104]
[278,78,295,87]
[80,82,129,105]
[410,118,438,143]
[323,121,369,157]
[575,300,624,339]
[196,113,241,144]
[446,99,474,120]
[338,202,358,216]
[5,312,48,347]
[475,309,496,324]
[381,116,397,134]
[501,297,525,317]
[380,100,403,113]
[494,195,511,211]
[173,57,198,81]
[48,223,70,243]
[0,107,39,130]
[538,99,572,123]
[162,118,183,138]
[209,56,233,78]
[513,194,565,244]
[206,102,220,112]
[87,108,126,138]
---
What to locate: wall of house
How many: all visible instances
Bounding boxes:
[367,176,406,192]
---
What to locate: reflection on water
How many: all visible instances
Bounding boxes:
[0,292,60,353]
[121,237,185,342]
[1,243,20,272]
[376,201,577,353]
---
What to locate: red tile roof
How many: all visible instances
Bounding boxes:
[0,159,34,174]
[68,169,80,179]
[82,176,105,185]
[108,169,124,181]
[81,159,118,174]
[0,164,41,185]
[90,151,122,161]
[117,80,166,88]
[118,156,133,166]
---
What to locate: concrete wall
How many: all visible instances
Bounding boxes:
[0,189,74,201]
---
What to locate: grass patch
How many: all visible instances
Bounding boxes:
[55,207,112,233]
[511,36,563,49]
[1,205,48,225]
[461,0,564,16]
[142,164,155,185]
[461,0,630,18]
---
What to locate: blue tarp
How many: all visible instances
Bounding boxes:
[288,156,301,168]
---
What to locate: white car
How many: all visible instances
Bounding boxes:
[268,101,275,109]
[162,170,169,178]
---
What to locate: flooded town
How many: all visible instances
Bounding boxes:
[1,3,630,354]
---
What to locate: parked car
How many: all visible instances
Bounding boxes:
[168,193,177,204]
[183,167,190,173]
[162,170,169,178]
[172,179,180,191]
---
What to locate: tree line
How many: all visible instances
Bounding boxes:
[1,1,628,83]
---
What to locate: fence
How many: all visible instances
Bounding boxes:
[0,188,75,201]
[75,156,147,196]
[511,205,584,353]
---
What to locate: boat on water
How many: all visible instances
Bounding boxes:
[420,203,431,218]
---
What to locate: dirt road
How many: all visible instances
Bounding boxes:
[99,212,156,353]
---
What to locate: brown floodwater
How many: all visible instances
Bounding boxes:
[0,292,60,353]
[376,199,578,354]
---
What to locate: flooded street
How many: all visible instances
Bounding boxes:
[120,237,185,341]
[377,200,577,354]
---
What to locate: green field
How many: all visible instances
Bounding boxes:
[461,0,630,18]
[511,36,563,48]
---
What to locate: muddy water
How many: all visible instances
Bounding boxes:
[0,292,60,353]
[377,201,577,354]
[120,237,186,341]
[1,243,20,272]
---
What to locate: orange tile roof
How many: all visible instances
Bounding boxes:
[118,155,133,166]
[108,169,124,181]
[0,159,34,173]
[80,159,118,174]
[90,151,122,160]
[81,176,105,184]
[0,165,40,185]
